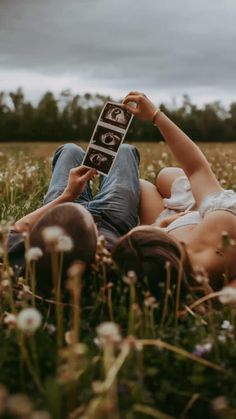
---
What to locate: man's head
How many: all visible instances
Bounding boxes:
[112,226,193,297]
[29,203,97,295]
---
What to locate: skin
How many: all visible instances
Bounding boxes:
[123,91,236,287]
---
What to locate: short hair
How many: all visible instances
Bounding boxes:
[29,203,97,296]
[112,226,193,298]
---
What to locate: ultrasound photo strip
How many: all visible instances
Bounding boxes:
[82,101,133,176]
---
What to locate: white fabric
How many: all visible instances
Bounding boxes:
[199,189,236,217]
[153,176,198,231]
[153,176,236,233]
[163,176,195,211]
[164,211,202,233]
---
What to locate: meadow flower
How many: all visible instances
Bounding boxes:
[147,164,155,172]
[3,313,16,328]
[144,295,158,308]
[67,261,86,277]
[44,323,56,335]
[221,320,233,332]
[42,226,64,244]
[55,234,73,252]
[96,322,121,347]
[123,270,137,285]
[194,266,209,284]
[1,279,10,288]
[17,308,42,333]
[25,247,43,262]
[193,342,212,357]
[102,255,112,265]
[218,286,236,304]
[65,330,75,345]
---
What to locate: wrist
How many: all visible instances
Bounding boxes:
[152,109,163,126]
[59,190,75,202]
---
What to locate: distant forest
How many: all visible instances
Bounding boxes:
[1,88,236,142]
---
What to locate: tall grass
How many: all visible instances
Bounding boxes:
[0,142,236,419]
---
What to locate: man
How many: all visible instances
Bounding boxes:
[7,142,140,292]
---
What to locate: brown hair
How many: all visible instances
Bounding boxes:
[112,226,193,297]
[29,203,97,296]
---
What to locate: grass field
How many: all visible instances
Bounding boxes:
[0,141,236,419]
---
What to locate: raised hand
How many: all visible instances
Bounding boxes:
[122,91,157,121]
[64,166,97,200]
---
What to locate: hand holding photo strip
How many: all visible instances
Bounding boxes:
[82,101,133,176]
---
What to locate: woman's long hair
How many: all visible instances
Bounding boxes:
[112,226,194,298]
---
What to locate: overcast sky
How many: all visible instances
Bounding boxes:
[0,0,236,106]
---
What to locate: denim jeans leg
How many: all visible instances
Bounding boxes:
[44,143,93,205]
[88,144,140,234]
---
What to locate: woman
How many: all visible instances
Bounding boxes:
[112,91,236,292]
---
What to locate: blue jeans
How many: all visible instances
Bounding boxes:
[44,143,140,235]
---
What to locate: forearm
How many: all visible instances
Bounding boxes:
[13,192,73,233]
[154,112,210,177]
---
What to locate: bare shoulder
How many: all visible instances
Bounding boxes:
[191,210,236,244]
[204,210,236,228]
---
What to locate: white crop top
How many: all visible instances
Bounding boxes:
[153,176,236,233]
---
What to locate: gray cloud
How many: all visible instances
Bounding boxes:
[0,0,236,102]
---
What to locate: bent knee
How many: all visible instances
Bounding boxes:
[60,143,84,154]
[119,144,140,161]
[156,167,185,198]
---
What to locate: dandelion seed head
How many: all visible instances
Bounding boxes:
[218,286,236,304]
[17,308,42,333]
[193,341,213,357]
[123,270,137,285]
[55,234,73,252]
[42,226,64,244]
[3,313,17,327]
[96,322,121,346]
[221,320,233,332]
[25,247,43,262]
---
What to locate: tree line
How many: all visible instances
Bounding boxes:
[0,88,236,142]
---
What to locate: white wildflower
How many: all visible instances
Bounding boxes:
[65,330,75,345]
[218,286,236,304]
[3,313,17,327]
[55,235,73,252]
[1,279,10,288]
[144,295,158,308]
[44,323,56,335]
[147,164,155,172]
[123,270,137,285]
[221,320,233,332]
[96,322,121,347]
[25,247,43,262]
[67,261,86,277]
[42,226,64,244]
[193,342,213,357]
[218,334,226,344]
[194,266,209,284]
[97,235,105,244]
[17,308,42,333]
